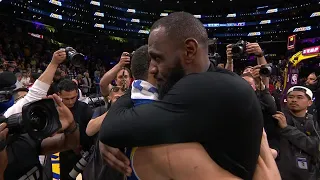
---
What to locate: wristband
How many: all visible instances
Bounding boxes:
[64,123,79,135]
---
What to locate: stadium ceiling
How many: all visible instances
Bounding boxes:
[105,0,298,13]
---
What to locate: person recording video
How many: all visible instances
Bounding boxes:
[0,49,83,180]
[99,52,132,99]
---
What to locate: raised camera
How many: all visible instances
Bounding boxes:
[260,64,273,77]
[65,47,85,67]
[231,40,247,58]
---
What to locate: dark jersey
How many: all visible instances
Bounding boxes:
[99,68,264,180]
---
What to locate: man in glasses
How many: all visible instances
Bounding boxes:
[273,86,320,180]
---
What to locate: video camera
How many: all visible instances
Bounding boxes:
[0,72,61,149]
[231,40,247,58]
[0,99,61,141]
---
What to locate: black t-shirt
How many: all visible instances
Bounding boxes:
[5,134,42,180]
[59,101,93,180]
[99,68,264,180]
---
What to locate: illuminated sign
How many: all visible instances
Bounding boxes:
[266,8,278,14]
[260,20,271,24]
[94,23,104,28]
[160,13,168,17]
[287,35,296,50]
[49,0,62,6]
[227,13,236,18]
[94,12,104,17]
[138,30,149,34]
[310,12,320,17]
[131,19,140,23]
[194,15,201,18]
[293,26,311,32]
[50,13,62,20]
[205,22,245,28]
[127,9,136,13]
[302,46,320,55]
[247,32,261,36]
[90,1,100,6]
[28,32,43,39]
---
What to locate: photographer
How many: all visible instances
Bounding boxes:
[0,94,79,180]
[241,66,279,157]
[226,42,269,88]
[4,49,66,118]
[99,52,132,98]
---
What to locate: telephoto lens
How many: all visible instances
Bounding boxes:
[260,64,273,77]
[65,47,85,67]
[68,151,90,179]
[231,40,247,58]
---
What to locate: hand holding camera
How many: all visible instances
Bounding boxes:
[226,44,233,62]
[119,52,131,68]
[246,43,264,57]
[50,94,75,131]
[52,49,67,66]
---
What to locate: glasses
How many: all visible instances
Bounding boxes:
[110,86,127,93]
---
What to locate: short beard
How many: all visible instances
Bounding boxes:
[158,62,185,100]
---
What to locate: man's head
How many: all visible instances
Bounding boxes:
[286,86,313,113]
[243,66,253,74]
[148,12,209,99]
[15,72,22,81]
[84,72,89,78]
[241,73,256,91]
[58,79,78,108]
[12,88,28,103]
[131,45,156,86]
[115,68,131,88]
[108,86,125,104]
[306,72,317,86]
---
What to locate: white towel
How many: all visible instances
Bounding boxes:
[131,80,159,102]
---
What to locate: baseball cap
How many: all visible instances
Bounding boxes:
[287,86,313,99]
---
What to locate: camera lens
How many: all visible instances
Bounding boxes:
[232,46,242,54]
[29,107,48,132]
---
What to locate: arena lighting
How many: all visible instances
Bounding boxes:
[260,20,271,24]
[127,9,136,13]
[310,12,320,17]
[204,22,245,27]
[266,8,278,14]
[302,46,320,55]
[94,23,104,28]
[160,13,168,17]
[94,12,104,17]
[194,15,201,18]
[247,32,261,36]
[293,26,311,32]
[49,0,62,6]
[227,13,236,18]
[50,13,62,20]
[131,19,140,23]
[90,1,100,6]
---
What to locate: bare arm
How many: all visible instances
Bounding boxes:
[225,44,234,72]
[86,112,107,137]
[166,143,241,180]
[41,122,80,155]
[100,53,130,96]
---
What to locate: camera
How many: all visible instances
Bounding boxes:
[65,47,85,67]
[231,40,247,58]
[0,99,61,142]
[260,64,273,77]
